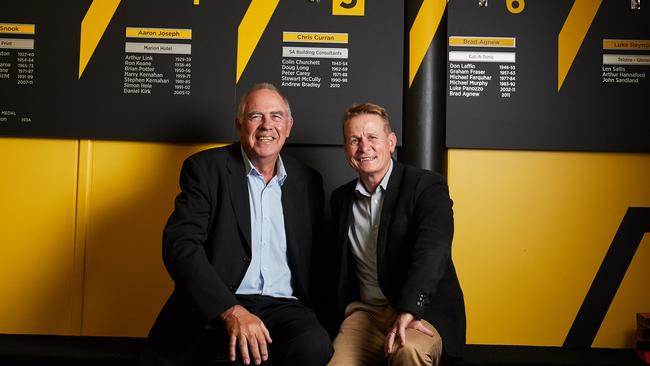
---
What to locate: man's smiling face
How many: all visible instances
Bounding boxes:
[343,113,396,186]
[236,88,293,168]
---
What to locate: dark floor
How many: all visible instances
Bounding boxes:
[0,334,647,365]
[0,334,141,365]
[459,344,646,366]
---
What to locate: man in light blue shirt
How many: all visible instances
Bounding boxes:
[238,147,294,298]
[144,84,333,366]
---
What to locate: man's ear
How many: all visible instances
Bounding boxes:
[389,132,397,153]
[286,117,294,138]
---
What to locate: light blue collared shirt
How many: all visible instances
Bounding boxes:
[236,149,294,298]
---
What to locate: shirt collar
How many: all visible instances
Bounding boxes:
[241,146,287,185]
[354,159,393,197]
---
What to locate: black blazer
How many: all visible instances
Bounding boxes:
[145,143,325,363]
[329,160,466,358]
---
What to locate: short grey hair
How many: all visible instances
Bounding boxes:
[236,83,292,121]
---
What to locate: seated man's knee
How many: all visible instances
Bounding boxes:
[286,327,333,363]
[389,337,441,366]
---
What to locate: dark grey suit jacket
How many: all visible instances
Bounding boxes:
[145,143,325,364]
[329,160,466,358]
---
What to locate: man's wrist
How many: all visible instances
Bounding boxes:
[220,304,243,321]
[397,310,418,320]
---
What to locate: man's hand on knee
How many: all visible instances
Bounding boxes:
[221,304,272,365]
[385,311,435,356]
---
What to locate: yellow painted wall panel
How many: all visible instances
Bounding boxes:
[81,141,222,336]
[0,138,79,335]
[447,149,650,347]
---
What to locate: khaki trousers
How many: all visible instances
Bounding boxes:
[328,302,442,366]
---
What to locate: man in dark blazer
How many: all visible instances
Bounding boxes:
[327,103,465,366]
[143,83,332,366]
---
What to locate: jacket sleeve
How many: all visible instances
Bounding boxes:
[162,156,238,323]
[394,175,454,318]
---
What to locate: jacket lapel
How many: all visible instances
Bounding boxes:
[338,180,357,306]
[376,160,402,271]
[281,161,301,271]
[340,184,355,244]
[227,143,252,254]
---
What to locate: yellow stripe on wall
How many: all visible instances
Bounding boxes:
[236,0,280,83]
[557,0,602,91]
[594,233,650,347]
[408,0,446,87]
[79,0,121,79]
